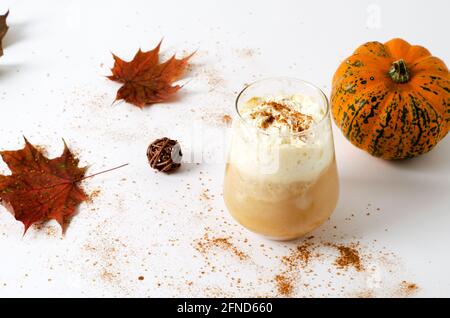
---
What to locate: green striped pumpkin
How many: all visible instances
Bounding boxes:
[331,38,450,159]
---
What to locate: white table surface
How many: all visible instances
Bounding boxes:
[0,0,449,298]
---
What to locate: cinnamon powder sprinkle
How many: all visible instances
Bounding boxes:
[260,114,275,129]
[87,189,101,202]
[195,234,248,261]
[247,100,314,133]
[333,244,364,272]
[262,101,290,112]
[261,101,314,132]
[222,114,232,125]
[275,275,293,297]
[274,241,313,297]
[282,242,312,268]
[200,189,211,201]
[274,241,368,296]
[399,281,419,297]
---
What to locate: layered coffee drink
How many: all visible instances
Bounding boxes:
[223,78,339,240]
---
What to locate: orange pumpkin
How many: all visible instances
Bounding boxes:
[331,38,450,159]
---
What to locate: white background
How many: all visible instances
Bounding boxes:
[0,0,449,297]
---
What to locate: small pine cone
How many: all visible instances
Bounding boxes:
[147,137,182,173]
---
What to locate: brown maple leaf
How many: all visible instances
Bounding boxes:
[0,138,127,234]
[107,40,194,108]
[0,138,87,233]
[0,10,8,57]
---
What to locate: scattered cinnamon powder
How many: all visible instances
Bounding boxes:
[222,114,232,125]
[234,48,257,58]
[200,67,225,91]
[88,189,101,202]
[274,241,314,296]
[332,244,364,272]
[398,281,419,297]
[282,242,312,269]
[31,223,60,238]
[354,290,375,298]
[193,228,410,298]
[273,240,370,296]
[81,234,131,292]
[200,189,211,201]
[195,233,248,261]
[352,280,419,298]
[45,225,58,237]
[275,275,293,297]
[100,269,117,283]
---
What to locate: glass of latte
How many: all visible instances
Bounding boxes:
[223,77,339,240]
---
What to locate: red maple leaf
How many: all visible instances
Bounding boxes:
[0,138,126,234]
[0,10,9,57]
[107,40,194,108]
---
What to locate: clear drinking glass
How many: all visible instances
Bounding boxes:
[223,77,339,240]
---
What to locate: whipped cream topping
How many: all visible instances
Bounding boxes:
[229,94,334,183]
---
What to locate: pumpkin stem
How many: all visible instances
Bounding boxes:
[389,59,410,83]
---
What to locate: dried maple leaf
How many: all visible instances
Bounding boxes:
[107,40,194,108]
[0,138,88,233]
[0,10,8,57]
[0,138,128,234]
